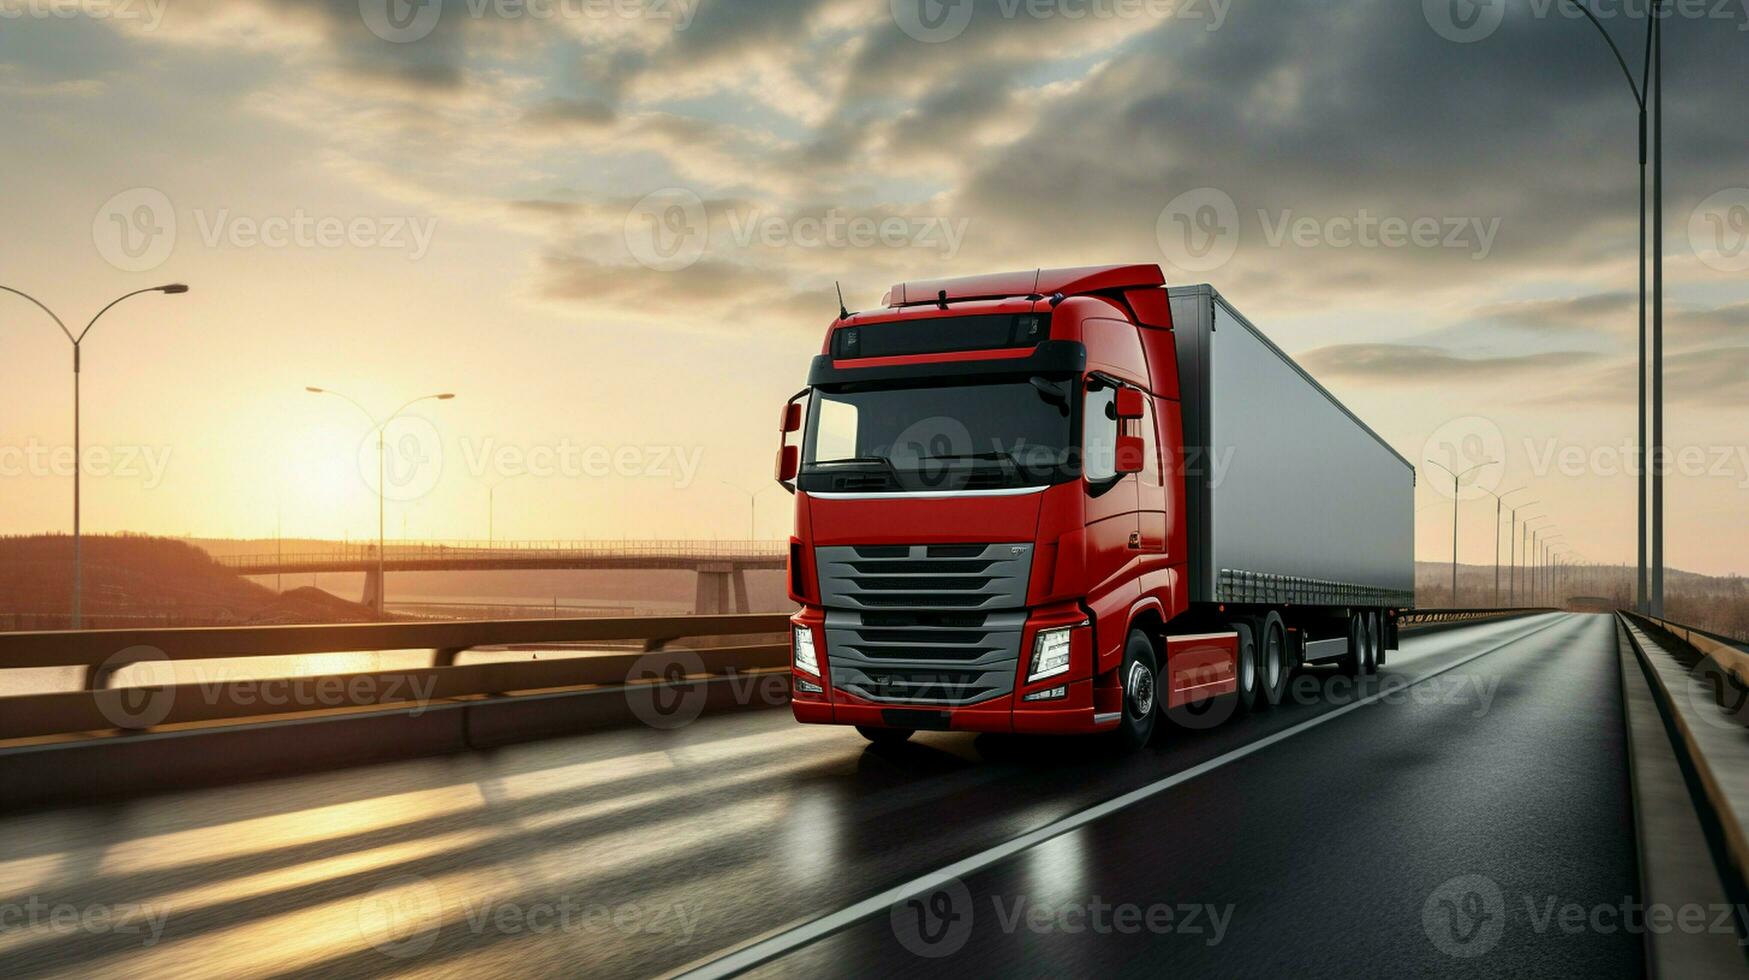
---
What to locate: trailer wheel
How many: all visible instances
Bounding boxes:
[1230,622,1258,716]
[1365,611,1384,675]
[1257,612,1292,708]
[1342,614,1367,677]
[857,726,913,746]
[1111,630,1159,751]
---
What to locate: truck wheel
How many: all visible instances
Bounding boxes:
[1365,612,1383,675]
[857,726,913,746]
[1342,614,1367,677]
[1230,622,1258,716]
[1257,612,1292,708]
[1112,630,1159,751]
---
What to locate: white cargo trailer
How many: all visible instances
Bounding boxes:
[1168,284,1416,612]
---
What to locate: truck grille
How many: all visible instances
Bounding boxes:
[816,544,1032,706]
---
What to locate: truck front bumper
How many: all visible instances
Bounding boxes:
[788,606,1120,735]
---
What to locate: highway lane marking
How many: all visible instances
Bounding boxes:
[671,613,1579,979]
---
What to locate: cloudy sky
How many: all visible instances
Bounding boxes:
[1,0,1745,575]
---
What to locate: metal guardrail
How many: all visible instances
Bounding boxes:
[1396,607,1557,627]
[1638,614,1749,689]
[1617,611,1749,905]
[0,613,794,741]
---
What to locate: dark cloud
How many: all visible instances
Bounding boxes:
[522,97,617,130]
[1299,343,1602,383]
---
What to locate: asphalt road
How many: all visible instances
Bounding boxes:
[0,613,1639,978]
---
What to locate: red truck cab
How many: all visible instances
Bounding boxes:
[777,265,1245,748]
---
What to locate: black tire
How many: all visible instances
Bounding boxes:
[1365,611,1383,675]
[1112,629,1159,751]
[857,726,913,745]
[1342,614,1367,677]
[1257,612,1292,708]
[1230,622,1258,716]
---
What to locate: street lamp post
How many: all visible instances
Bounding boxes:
[1427,459,1498,606]
[1508,504,1540,606]
[1525,519,1552,606]
[306,388,455,614]
[1,283,189,627]
[719,481,780,541]
[1559,0,1659,615]
[1545,537,1567,607]
[1481,486,1527,606]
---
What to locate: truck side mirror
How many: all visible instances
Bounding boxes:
[1115,434,1145,475]
[1115,387,1145,420]
[781,402,804,433]
[776,445,800,483]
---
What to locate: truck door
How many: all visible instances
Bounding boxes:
[1083,377,1141,588]
[1136,396,1168,553]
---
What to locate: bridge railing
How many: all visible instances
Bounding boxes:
[0,613,793,741]
[214,540,790,569]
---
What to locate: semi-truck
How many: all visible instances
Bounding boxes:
[775,264,1415,749]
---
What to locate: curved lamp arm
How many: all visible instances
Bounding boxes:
[0,284,75,343]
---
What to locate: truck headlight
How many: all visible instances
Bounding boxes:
[1028,626,1074,683]
[793,626,821,677]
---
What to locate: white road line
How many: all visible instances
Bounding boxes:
[671,613,1577,979]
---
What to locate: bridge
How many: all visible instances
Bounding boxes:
[216,540,789,614]
[2,608,1746,976]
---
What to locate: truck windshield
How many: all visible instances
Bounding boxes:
[800,378,1079,493]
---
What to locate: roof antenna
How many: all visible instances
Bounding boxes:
[937,289,950,311]
[835,281,851,321]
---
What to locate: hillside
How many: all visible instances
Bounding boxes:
[1414,559,1748,641]
[0,534,385,629]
